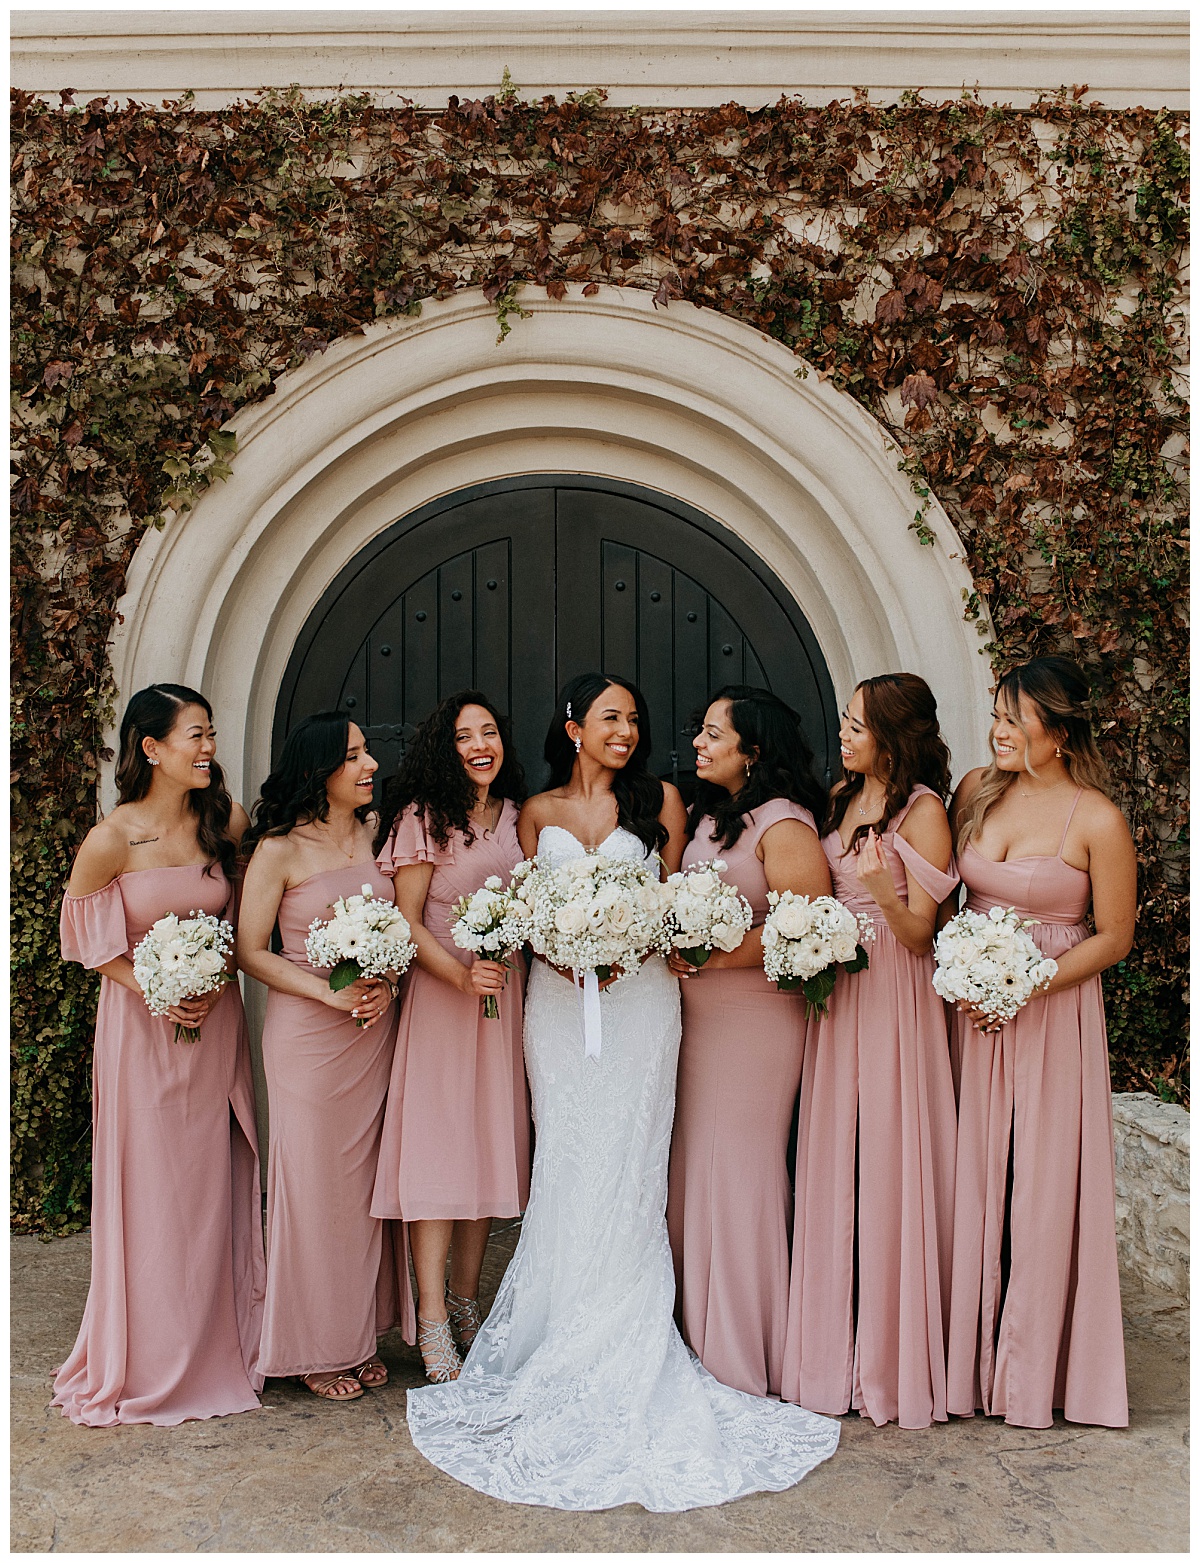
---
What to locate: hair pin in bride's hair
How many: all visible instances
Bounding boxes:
[566,702,573,721]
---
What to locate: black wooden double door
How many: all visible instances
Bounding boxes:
[275,477,837,793]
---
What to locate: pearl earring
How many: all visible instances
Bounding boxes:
[744,760,752,778]
[1055,747,1062,757]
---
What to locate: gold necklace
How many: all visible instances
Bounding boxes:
[314,820,358,860]
[473,795,501,834]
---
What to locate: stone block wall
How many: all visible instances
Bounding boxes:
[1112,1091,1189,1298]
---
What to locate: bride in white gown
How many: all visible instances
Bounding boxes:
[406,675,840,1511]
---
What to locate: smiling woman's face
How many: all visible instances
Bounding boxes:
[326,723,378,808]
[144,702,216,790]
[990,690,1059,775]
[837,688,880,778]
[454,703,504,792]
[570,684,639,771]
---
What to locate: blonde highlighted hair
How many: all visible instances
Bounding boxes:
[956,656,1111,848]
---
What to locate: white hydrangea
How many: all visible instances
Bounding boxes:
[932,904,1058,1024]
[761,890,875,1016]
[662,859,753,964]
[132,909,235,1043]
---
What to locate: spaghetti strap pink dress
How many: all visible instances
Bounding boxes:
[946,789,1128,1428]
[666,799,816,1398]
[54,864,265,1427]
[258,862,414,1378]
[782,785,960,1429]
[372,803,530,1267]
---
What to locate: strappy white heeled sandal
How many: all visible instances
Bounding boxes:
[417,1316,462,1383]
[445,1286,484,1354]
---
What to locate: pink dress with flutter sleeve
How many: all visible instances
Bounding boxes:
[946,789,1128,1428]
[781,785,960,1429]
[666,799,816,1399]
[258,861,414,1378]
[372,802,530,1259]
[53,864,265,1427]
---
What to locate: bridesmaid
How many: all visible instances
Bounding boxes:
[54,683,264,1426]
[666,686,830,1398]
[238,713,413,1402]
[372,691,531,1384]
[781,672,959,1429]
[946,656,1135,1428]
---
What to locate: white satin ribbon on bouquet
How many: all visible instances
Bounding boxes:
[572,967,604,1058]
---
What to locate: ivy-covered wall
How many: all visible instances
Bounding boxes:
[11,85,1188,1231]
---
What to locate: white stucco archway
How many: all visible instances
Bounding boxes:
[109,285,992,808]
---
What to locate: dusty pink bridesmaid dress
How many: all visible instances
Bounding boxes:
[666,799,815,1398]
[782,785,959,1429]
[258,861,414,1378]
[54,865,265,1427]
[371,802,530,1276]
[946,791,1128,1428]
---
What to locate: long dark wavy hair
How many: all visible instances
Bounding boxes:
[242,711,370,854]
[545,672,667,855]
[374,690,527,854]
[686,685,828,849]
[825,672,952,853]
[114,683,236,880]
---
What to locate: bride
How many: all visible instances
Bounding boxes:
[406,673,840,1511]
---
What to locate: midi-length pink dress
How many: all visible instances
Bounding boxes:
[666,799,816,1398]
[372,803,530,1259]
[782,785,960,1429]
[258,861,414,1378]
[946,790,1128,1428]
[54,864,265,1427]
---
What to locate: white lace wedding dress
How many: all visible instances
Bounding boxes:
[406,825,840,1511]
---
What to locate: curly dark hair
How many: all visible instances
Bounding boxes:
[374,691,527,854]
[115,683,236,881]
[686,685,828,849]
[242,711,371,855]
[825,672,952,853]
[544,672,667,856]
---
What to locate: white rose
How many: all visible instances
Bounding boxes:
[607,901,633,933]
[773,903,813,940]
[555,905,587,936]
[831,932,857,964]
[710,921,737,950]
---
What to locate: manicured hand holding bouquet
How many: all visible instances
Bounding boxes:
[663,859,753,966]
[761,891,875,1017]
[931,905,1058,1027]
[451,874,534,1018]
[132,909,235,1043]
[516,852,672,1056]
[305,883,416,1025]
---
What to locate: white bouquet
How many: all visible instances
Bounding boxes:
[515,852,671,1056]
[451,874,533,1019]
[132,909,235,1043]
[932,905,1058,1025]
[305,883,415,1023]
[761,891,875,1017]
[663,859,753,967]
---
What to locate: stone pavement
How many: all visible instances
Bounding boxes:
[11,1225,1188,1553]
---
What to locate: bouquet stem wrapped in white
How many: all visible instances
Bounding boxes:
[514,852,672,1056]
[761,892,875,1018]
[305,884,415,1024]
[132,909,235,1043]
[932,905,1058,1025]
[450,874,534,1019]
[663,859,753,966]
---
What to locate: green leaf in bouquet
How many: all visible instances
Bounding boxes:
[841,943,871,975]
[801,966,839,1018]
[678,945,712,967]
[329,958,364,991]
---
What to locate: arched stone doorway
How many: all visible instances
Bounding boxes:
[277,475,839,795]
[108,284,992,813]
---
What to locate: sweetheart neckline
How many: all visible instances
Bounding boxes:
[537,823,631,853]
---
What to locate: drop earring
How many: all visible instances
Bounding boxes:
[574,737,582,753]
[1055,747,1062,757]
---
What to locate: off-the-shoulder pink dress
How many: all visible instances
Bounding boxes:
[666,799,817,1398]
[54,864,265,1427]
[782,785,960,1429]
[258,861,414,1378]
[372,803,530,1261]
[946,791,1128,1428]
